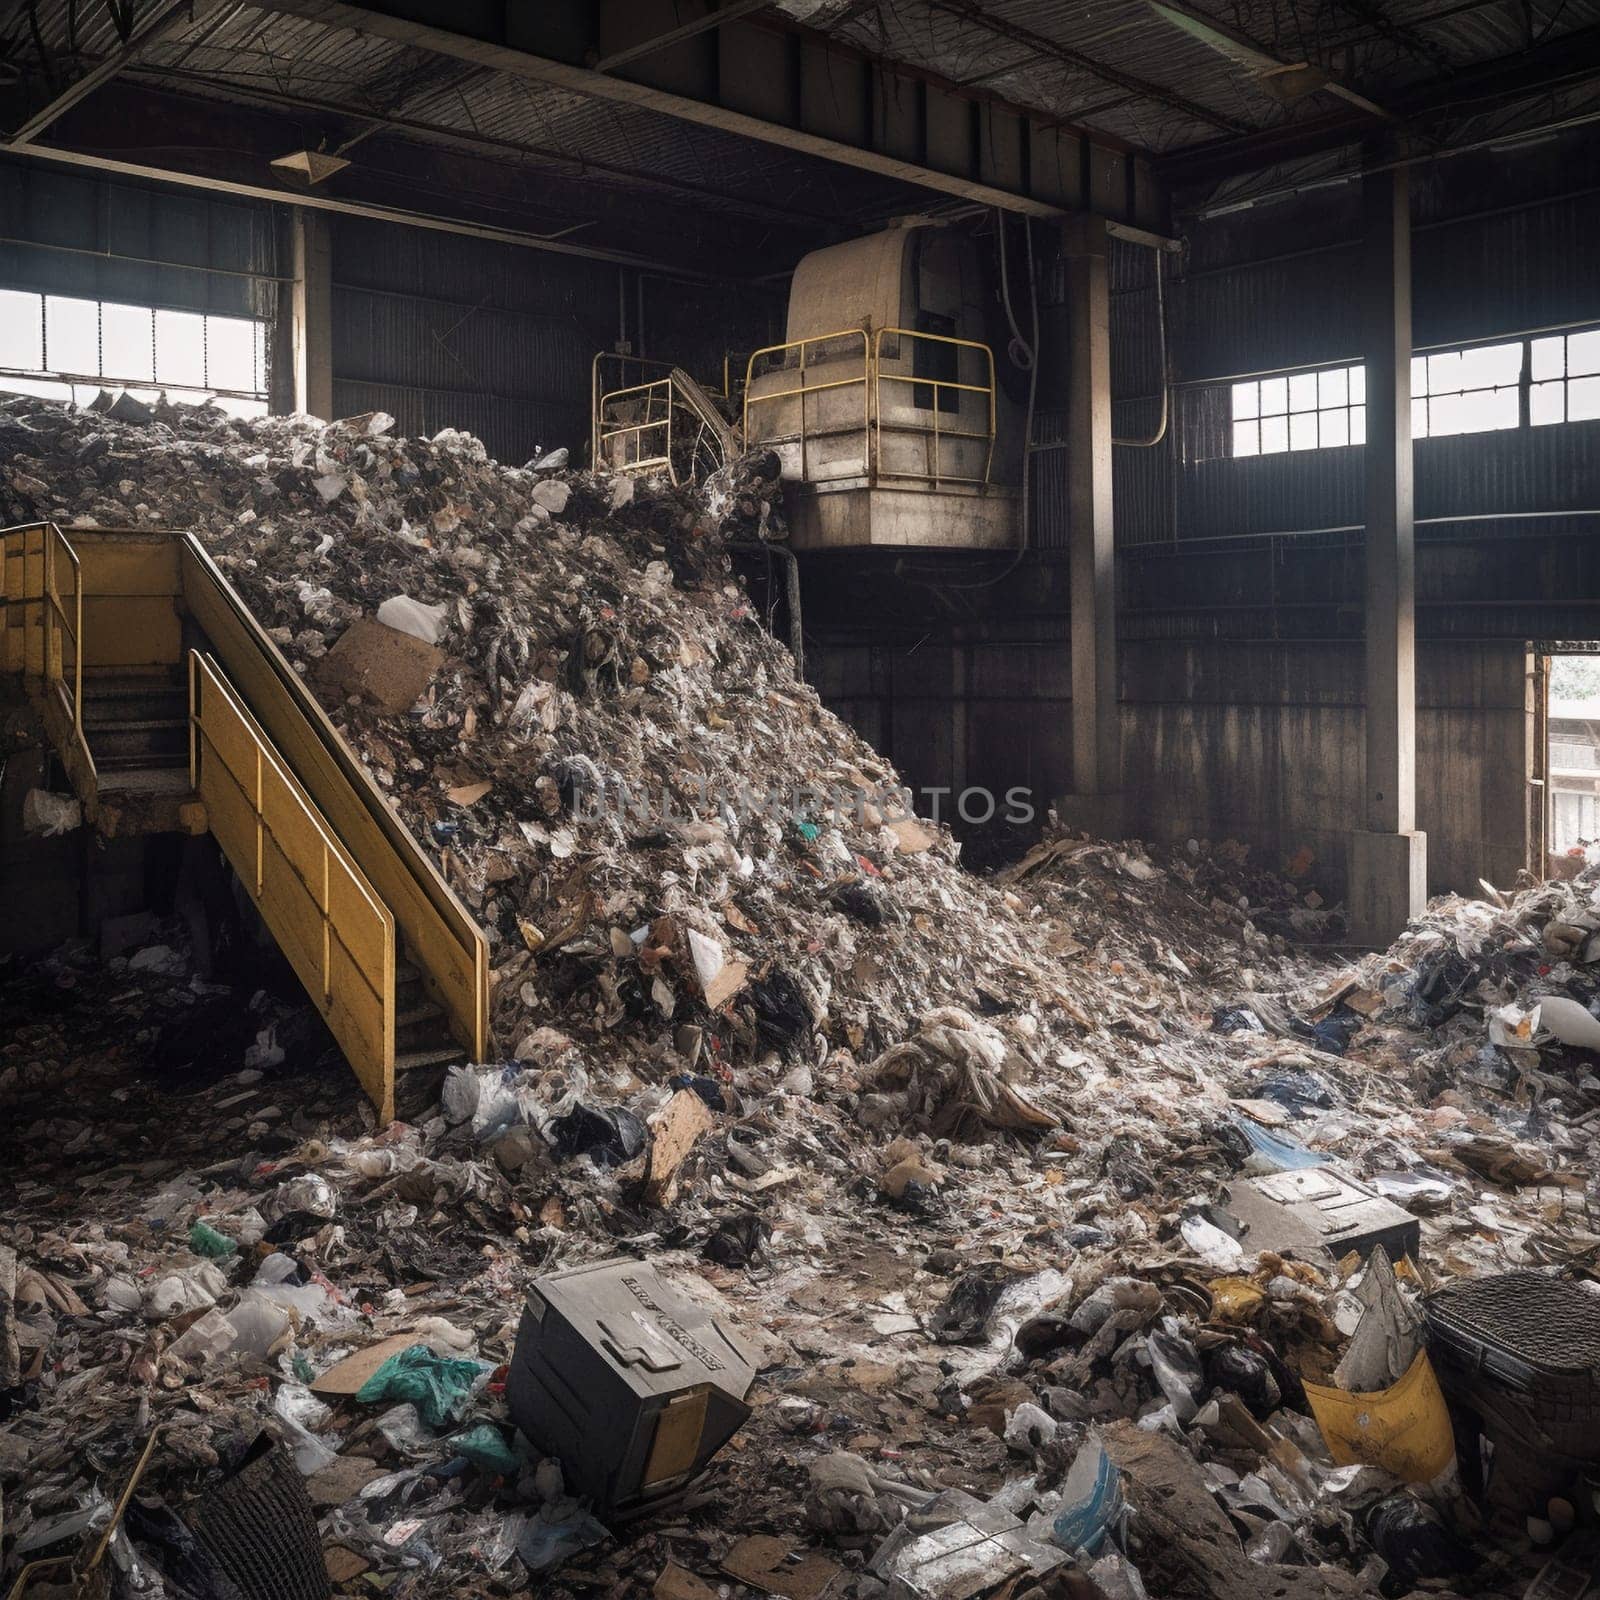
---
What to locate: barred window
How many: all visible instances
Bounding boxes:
[1231,364,1365,456]
[1411,341,1521,437]
[0,289,269,417]
[1531,329,1600,427]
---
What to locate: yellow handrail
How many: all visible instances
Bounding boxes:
[596,376,675,480]
[179,534,489,1070]
[873,325,997,487]
[743,328,872,486]
[43,523,83,738]
[591,350,676,466]
[190,647,397,1120]
[1,520,95,788]
[742,326,996,489]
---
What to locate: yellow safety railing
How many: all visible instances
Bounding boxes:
[591,350,674,467]
[179,535,489,1076]
[42,522,84,736]
[742,326,996,488]
[743,328,872,485]
[873,326,996,487]
[1,520,95,788]
[595,376,675,478]
[190,648,398,1120]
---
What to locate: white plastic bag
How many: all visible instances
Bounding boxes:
[376,593,447,645]
[22,788,81,836]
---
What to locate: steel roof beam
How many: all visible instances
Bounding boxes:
[6,0,197,144]
[242,0,1169,230]
[923,0,1250,135]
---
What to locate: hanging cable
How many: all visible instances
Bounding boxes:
[1114,245,1169,448]
[917,208,1038,591]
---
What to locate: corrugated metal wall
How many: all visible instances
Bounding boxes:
[329,216,611,465]
[0,159,278,319]
[329,217,783,464]
[1116,129,1600,571]
[1032,230,1176,552]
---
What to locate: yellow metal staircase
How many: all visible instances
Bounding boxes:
[2,521,490,1122]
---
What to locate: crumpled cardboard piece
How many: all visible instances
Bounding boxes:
[315,616,444,714]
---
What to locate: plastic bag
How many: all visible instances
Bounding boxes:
[225,1290,292,1359]
[1179,1212,1245,1271]
[1233,1115,1327,1173]
[262,1174,338,1223]
[1146,1323,1204,1422]
[22,788,81,836]
[1052,1428,1123,1555]
[273,1381,339,1475]
[188,1221,237,1259]
[516,1503,608,1572]
[452,1424,521,1476]
[166,1307,237,1365]
[377,593,447,645]
[1003,1402,1059,1454]
[355,1345,488,1428]
[376,1403,435,1458]
[145,1260,229,1320]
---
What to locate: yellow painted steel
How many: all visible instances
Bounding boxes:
[873,326,997,487]
[191,649,398,1120]
[4,520,491,1116]
[744,328,871,485]
[0,522,96,788]
[178,535,489,1067]
[741,326,997,489]
[75,531,184,668]
[591,350,674,467]
[596,376,676,479]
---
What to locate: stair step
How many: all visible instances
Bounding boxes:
[82,693,189,724]
[87,719,189,763]
[95,764,193,797]
[95,749,188,774]
[396,1044,468,1074]
[396,1001,444,1029]
[83,712,187,733]
[82,668,185,693]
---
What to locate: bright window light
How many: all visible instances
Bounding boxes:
[154,309,207,388]
[0,288,43,369]
[101,302,154,383]
[0,286,270,412]
[1231,362,1365,457]
[1412,339,1521,437]
[206,314,258,392]
[1531,329,1600,427]
[45,296,100,376]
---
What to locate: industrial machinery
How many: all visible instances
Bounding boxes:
[593,218,1027,552]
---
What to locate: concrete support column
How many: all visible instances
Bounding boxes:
[1350,163,1427,944]
[291,208,334,421]
[1059,214,1122,836]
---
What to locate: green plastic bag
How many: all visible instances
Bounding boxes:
[452,1423,521,1476]
[355,1345,487,1428]
[188,1221,237,1259]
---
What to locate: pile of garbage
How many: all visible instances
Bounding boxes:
[5,395,1600,1600]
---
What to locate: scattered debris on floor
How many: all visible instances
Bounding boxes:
[6,395,1600,1599]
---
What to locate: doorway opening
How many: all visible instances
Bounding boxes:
[1544,651,1600,877]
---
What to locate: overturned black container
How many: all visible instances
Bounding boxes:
[1426,1270,1600,1510]
[507,1257,756,1517]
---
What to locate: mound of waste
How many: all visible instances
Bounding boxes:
[6,396,1600,1600]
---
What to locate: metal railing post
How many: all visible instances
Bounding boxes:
[188,649,199,789]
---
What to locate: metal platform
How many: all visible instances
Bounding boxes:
[787,480,1021,551]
